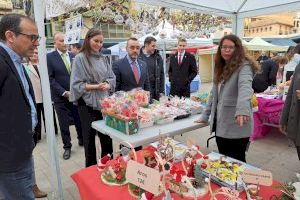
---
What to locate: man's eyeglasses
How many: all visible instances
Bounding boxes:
[15,32,41,42]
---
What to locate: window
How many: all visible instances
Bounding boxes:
[265,27,268,31]
[260,27,263,32]
[297,21,299,28]
[269,26,272,31]
[256,28,258,32]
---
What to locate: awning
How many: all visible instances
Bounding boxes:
[268,38,297,47]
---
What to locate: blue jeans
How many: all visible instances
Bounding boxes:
[0,157,34,200]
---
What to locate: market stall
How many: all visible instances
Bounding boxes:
[245,37,288,52]
[72,145,282,200]
[92,89,207,154]
[251,88,285,140]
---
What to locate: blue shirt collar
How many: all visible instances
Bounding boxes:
[0,42,22,64]
[126,54,138,65]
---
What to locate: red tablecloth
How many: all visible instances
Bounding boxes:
[72,154,282,200]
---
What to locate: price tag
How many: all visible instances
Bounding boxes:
[241,169,273,186]
[126,160,161,195]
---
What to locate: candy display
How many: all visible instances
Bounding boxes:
[101,90,202,133]
[101,161,127,186]
[201,152,259,191]
[89,136,277,200]
[138,108,154,128]
[105,115,139,135]
[151,138,188,163]
[162,96,203,115]
[191,92,210,105]
[128,88,150,107]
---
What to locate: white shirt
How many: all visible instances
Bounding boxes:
[178,51,185,63]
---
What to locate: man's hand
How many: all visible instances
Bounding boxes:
[235,115,249,126]
[63,91,71,99]
[279,124,287,135]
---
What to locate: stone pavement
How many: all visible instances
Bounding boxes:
[33,84,300,200]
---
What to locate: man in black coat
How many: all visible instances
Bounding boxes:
[139,36,164,100]
[252,57,288,93]
[47,32,83,160]
[0,14,39,199]
[168,38,198,97]
[113,37,150,92]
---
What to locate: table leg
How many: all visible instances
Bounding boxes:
[112,140,120,156]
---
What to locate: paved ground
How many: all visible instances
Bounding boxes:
[33,83,300,199]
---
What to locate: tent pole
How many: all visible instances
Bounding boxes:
[163,41,167,95]
[232,14,244,38]
[33,0,64,199]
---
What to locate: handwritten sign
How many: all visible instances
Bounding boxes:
[241,169,273,186]
[126,160,161,195]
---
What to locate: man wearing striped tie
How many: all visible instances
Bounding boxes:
[47,32,83,160]
[113,37,150,93]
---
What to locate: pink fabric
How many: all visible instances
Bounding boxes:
[251,97,284,140]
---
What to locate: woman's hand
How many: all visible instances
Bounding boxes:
[98,82,110,91]
[279,124,287,135]
[194,119,208,125]
[235,115,249,126]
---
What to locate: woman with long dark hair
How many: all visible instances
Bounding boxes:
[70,28,116,167]
[197,34,260,162]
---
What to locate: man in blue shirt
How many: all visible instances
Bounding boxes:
[0,14,39,199]
[113,37,150,92]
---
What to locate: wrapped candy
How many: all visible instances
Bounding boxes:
[97,154,111,171]
[128,88,150,107]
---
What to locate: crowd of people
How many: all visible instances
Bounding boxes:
[0,13,299,199]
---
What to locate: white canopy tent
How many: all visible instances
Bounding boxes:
[135,0,300,37]
[245,37,289,51]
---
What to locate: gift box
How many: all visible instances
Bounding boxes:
[105,115,139,135]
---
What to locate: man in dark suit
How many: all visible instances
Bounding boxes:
[169,38,198,97]
[0,14,39,199]
[113,37,150,92]
[47,32,83,160]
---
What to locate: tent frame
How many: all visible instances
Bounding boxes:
[135,0,300,37]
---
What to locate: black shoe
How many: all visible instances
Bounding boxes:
[63,149,71,160]
[78,139,83,146]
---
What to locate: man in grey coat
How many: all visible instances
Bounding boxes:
[280,63,300,160]
[139,36,164,100]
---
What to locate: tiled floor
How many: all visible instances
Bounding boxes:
[33,83,300,199]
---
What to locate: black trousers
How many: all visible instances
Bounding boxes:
[216,136,250,162]
[34,103,59,144]
[54,101,83,150]
[170,85,190,98]
[77,99,113,167]
[296,146,300,161]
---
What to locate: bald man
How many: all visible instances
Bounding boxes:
[47,32,83,160]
